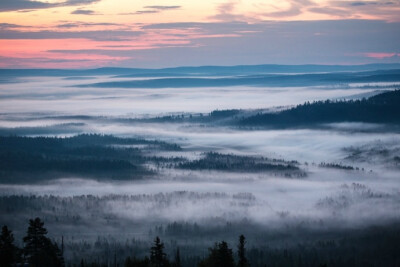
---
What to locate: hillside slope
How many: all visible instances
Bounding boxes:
[240,90,400,127]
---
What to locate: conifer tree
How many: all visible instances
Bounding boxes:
[150,236,169,267]
[0,225,19,266]
[23,217,64,267]
[237,235,249,267]
[198,241,235,267]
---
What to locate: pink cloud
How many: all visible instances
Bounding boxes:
[363,52,400,59]
[0,32,193,68]
[0,39,132,68]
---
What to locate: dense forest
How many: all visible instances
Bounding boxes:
[2,217,400,267]
[177,152,305,177]
[239,90,400,127]
[108,90,400,129]
[0,134,182,183]
[0,134,313,183]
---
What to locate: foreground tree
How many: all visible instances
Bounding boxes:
[150,236,169,267]
[237,235,249,267]
[23,217,64,267]
[198,241,235,267]
[0,225,19,266]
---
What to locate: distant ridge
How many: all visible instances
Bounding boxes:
[77,69,400,88]
[1,63,400,77]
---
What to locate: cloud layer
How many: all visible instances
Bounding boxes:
[0,0,100,12]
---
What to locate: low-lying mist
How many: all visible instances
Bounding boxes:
[1,72,400,265]
[1,164,399,232]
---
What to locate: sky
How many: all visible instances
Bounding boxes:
[0,0,400,68]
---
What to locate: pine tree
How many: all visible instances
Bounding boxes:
[0,225,19,267]
[23,218,48,260]
[23,217,64,267]
[150,236,169,267]
[198,241,235,267]
[237,235,249,267]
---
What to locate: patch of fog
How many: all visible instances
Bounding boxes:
[343,138,400,169]
[85,122,400,164]
[322,122,392,132]
[1,75,399,231]
[0,115,398,170]
[0,116,398,166]
[1,167,399,228]
[0,75,388,116]
[340,89,390,100]
[347,82,400,87]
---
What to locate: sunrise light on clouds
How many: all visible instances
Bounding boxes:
[1,0,400,68]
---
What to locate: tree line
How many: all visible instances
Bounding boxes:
[1,218,250,267]
[2,218,400,267]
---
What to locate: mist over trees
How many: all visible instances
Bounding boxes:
[1,71,400,267]
[121,90,400,130]
[240,90,400,127]
[0,134,312,184]
[0,134,182,183]
[3,218,400,267]
[177,152,306,177]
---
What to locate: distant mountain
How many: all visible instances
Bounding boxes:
[239,90,400,127]
[2,63,400,77]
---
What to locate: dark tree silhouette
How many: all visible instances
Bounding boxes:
[198,241,235,267]
[150,236,169,267]
[0,225,19,266]
[23,217,64,267]
[237,235,249,267]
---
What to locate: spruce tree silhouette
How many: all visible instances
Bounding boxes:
[0,225,19,266]
[23,217,64,267]
[150,236,169,267]
[198,241,235,267]
[237,235,249,267]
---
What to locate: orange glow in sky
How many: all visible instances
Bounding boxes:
[0,0,400,68]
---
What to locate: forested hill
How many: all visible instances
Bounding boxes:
[0,134,181,183]
[239,90,400,127]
